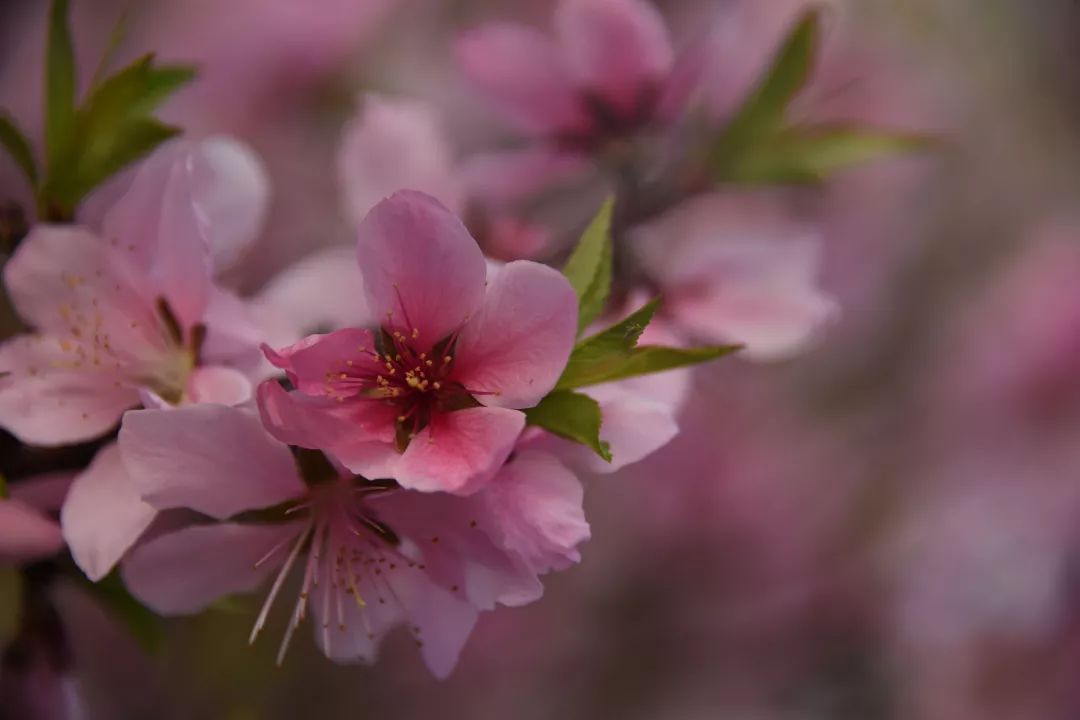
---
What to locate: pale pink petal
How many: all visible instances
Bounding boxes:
[338,95,463,227]
[460,149,589,206]
[455,23,587,135]
[185,365,252,406]
[0,499,63,563]
[395,407,525,495]
[102,151,214,330]
[2,225,163,358]
[668,239,839,359]
[453,261,578,409]
[253,246,373,349]
[262,328,379,397]
[61,443,156,581]
[256,381,399,475]
[119,404,306,518]
[531,383,679,473]
[555,0,675,113]
[634,192,838,359]
[379,569,478,679]
[200,287,272,378]
[122,522,302,614]
[478,450,589,573]
[0,336,139,445]
[370,489,541,609]
[313,563,478,679]
[357,191,486,348]
[187,137,270,271]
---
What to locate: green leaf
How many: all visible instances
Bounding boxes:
[557,298,660,387]
[725,125,936,184]
[0,567,21,648]
[556,298,741,388]
[44,0,77,174]
[710,9,820,174]
[0,472,7,499]
[0,113,39,189]
[86,570,162,653]
[562,198,613,332]
[39,51,196,217]
[565,344,741,388]
[88,8,131,90]
[525,390,611,462]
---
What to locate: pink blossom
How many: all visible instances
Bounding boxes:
[456,0,677,152]
[258,191,578,495]
[0,139,271,581]
[631,192,838,359]
[116,403,588,677]
[0,140,268,445]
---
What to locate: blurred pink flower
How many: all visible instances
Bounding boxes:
[117,403,588,677]
[0,139,268,445]
[452,0,695,213]
[258,191,578,495]
[0,139,270,581]
[631,192,838,359]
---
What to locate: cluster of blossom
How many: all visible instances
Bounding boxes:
[0,0,864,686]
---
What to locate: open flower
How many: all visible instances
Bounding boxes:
[259,190,578,495]
[0,139,271,582]
[117,403,588,678]
[0,139,267,445]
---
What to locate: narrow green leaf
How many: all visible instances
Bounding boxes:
[556,298,741,388]
[726,125,937,184]
[88,8,131,90]
[525,390,611,462]
[0,114,36,189]
[86,570,162,653]
[562,199,613,332]
[562,344,742,388]
[710,9,820,175]
[44,0,77,173]
[0,472,8,499]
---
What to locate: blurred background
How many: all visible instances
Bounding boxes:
[3,0,1080,718]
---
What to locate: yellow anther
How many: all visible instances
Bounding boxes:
[443,356,452,364]
[339,373,347,380]
[425,360,433,367]
[411,328,419,339]
[432,382,441,390]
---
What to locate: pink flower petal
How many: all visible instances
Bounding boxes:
[338,94,463,227]
[478,450,589,573]
[395,407,525,495]
[455,23,587,135]
[61,443,156,581]
[357,191,487,349]
[313,561,478,679]
[185,365,253,406]
[0,499,63,564]
[122,522,302,614]
[8,472,75,513]
[119,404,306,519]
[103,152,214,331]
[0,336,138,445]
[554,0,675,114]
[256,381,399,475]
[262,328,380,397]
[370,488,541,610]
[3,225,162,357]
[530,383,679,473]
[453,261,578,409]
[187,137,270,271]
[253,246,374,349]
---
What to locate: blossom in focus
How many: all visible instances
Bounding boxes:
[0,139,271,581]
[116,403,588,677]
[631,192,838,359]
[259,190,578,495]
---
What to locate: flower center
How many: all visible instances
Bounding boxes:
[141,297,206,405]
